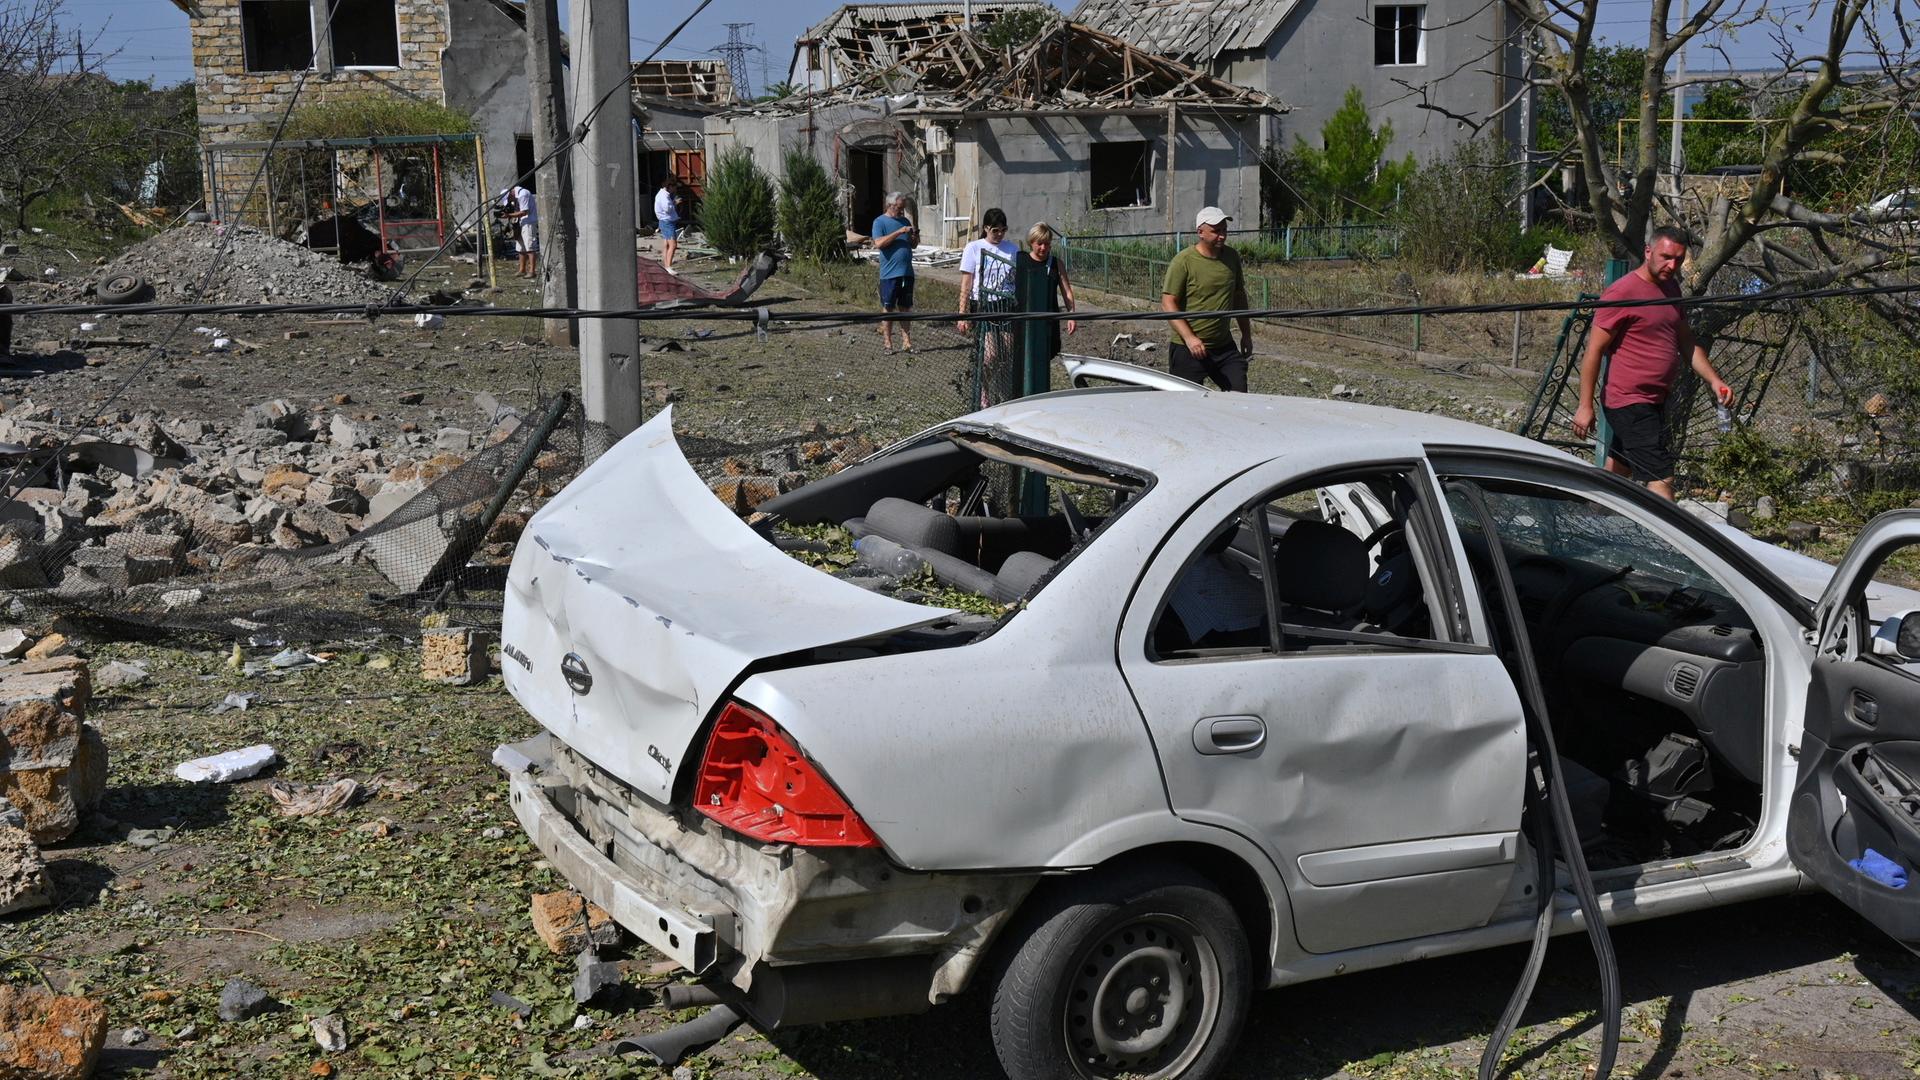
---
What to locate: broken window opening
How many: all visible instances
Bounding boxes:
[1374,5,1425,66]
[759,431,1151,646]
[329,0,401,68]
[241,0,314,73]
[1090,141,1153,210]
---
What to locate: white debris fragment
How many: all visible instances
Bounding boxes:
[413,313,445,330]
[174,744,278,783]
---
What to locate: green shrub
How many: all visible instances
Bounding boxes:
[776,149,845,263]
[1395,136,1523,273]
[701,146,777,259]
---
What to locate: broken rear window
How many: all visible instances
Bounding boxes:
[756,428,1148,629]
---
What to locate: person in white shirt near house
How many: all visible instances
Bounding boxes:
[654,178,684,275]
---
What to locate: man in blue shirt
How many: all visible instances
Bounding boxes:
[872,192,917,354]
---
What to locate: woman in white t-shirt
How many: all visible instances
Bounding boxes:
[956,208,1019,323]
[957,209,1019,404]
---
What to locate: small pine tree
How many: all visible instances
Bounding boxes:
[700,146,777,258]
[777,149,846,263]
[1293,87,1414,223]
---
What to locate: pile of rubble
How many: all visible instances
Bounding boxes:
[0,393,529,626]
[82,222,395,305]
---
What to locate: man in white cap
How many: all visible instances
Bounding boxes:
[1161,206,1253,391]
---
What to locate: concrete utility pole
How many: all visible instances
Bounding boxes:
[525,0,576,347]
[569,0,641,434]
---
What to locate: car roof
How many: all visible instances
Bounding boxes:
[970,389,1561,480]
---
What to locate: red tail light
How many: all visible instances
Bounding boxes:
[693,701,881,848]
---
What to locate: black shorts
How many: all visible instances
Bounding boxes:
[1604,402,1676,482]
[879,276,914,311]
[1169,342,1248,392]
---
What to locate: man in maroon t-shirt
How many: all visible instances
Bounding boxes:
[1571,225,1733,501]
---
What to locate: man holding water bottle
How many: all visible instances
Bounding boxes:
[1570,225,1734,501]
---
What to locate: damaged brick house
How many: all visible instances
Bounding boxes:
[632,59,735,228]
[168,0,534,220]
[714,8,1282,249]
[1072,0,1527,156]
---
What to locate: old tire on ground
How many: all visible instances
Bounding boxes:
[988,862,1251,1080]
[97,274,151,304]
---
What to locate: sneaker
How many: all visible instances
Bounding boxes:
[664,266,679,276]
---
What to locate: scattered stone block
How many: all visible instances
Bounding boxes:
[216,978,274,1022]
[422,627,492,686]
[0,819,52,916]
[25,633,74,660]
[1785,521,1821,545]
[0,656,104,843]
[530,890,621,955]
[573,949,623,1005]
[329,413,373,451]
[0,985,107,1079]
[434,427,471,452]
[1754,495,1777,521]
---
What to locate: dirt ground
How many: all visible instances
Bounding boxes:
[4,228,1919,1079]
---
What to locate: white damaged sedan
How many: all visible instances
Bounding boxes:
[496,375,1920,1080]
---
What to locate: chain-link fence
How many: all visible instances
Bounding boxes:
[1058,239,1421,350]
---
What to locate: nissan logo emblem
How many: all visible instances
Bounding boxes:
[560,653,593,695]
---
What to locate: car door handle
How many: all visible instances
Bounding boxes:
[1193,715,1266,755]
[1850,690,1879,728]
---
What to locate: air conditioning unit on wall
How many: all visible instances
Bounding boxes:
[924,124,951,154]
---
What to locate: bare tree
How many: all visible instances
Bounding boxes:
[1538,1,1920,297]
[0,0,121,231]
[1393,0,1920,303]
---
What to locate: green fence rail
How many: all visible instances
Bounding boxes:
[1059,240,1420,351]
[1066,226,1400,264]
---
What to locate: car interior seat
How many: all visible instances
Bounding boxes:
[1272,519,1369,628]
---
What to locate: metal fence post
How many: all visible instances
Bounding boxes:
[1593,257,1631,467]
[1284,227,1293,261]
[1412,311,1422,353]
[1261,277,1269,308]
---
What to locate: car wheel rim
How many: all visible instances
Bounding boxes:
[1064,914,1220,1078]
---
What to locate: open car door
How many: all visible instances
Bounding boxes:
[1789,509,1920,948]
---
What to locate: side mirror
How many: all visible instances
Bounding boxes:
[1871,609,1920,660]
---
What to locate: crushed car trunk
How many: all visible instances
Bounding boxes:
[500,409,957,804]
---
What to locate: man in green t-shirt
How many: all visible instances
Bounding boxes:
[1161,206,1254,391]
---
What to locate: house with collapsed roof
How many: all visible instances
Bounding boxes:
[168,0,534,211]
[787,1,1053,94]
[1072,0,1525,154]
[633,59,735,219]
[714,9,1283,248]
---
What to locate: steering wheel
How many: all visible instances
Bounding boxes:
[1360,519,1405,553]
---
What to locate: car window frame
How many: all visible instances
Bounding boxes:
[1147,459,1490,664]
[1428,446,1816,628]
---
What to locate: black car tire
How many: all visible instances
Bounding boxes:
[988,862,1252,1080]
[97,274,151,304]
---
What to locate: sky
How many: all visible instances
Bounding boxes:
[71,0,1851,90]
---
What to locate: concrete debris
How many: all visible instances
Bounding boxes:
[216,977,275,1022]
[421,626,491,685]
[122,1027,148,1046]
[86,222,394,305]
[267,778,363,816]
[0,656,106,844]
[0,985,107,1079]
[531,890,621,955]
[309,1014,348,1052]
[573,949,624,1005]
[0,819,53,915]
[174,743,278,783]
[92,659,150,690]
[1755,495,1777,520]
[0,628,28,658]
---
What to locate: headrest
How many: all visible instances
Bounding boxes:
[865,497,964,557]
[1273,520,1366,613]
[995,551,1057,598]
